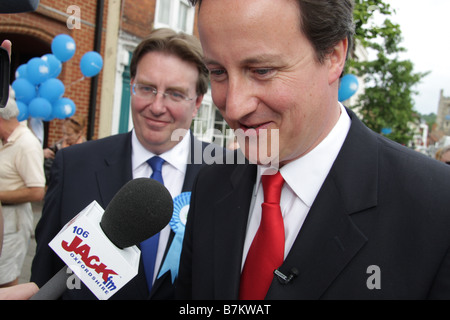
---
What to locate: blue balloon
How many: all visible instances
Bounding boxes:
[28,97,52,119]
[16,101,29,122]
[26,57,50,85]
[80,51,103,77]
[338,74,359,102]
[41,54,62,78]
[53,97,76,119]
[15,64,28,79]
[38,78,65,103]
[12,78,36,104]
[51,34,76,62]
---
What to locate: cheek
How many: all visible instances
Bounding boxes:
[211,83,227,112]
[131,97,146,114]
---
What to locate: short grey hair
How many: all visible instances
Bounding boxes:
[0,86,19,120]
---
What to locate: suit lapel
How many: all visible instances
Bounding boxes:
[213,162,257,299]
[267,109,378,299]
[95,133,133,208]
[93,133,152,299]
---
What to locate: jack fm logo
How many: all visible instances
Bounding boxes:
[62,235,118,282]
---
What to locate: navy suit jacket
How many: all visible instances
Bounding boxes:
[31,131,218,300]
[176,108,450,300]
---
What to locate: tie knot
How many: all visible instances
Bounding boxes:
[147,156,165,173]
[261,171,285,204]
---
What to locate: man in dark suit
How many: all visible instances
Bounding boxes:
[176,0,450,299]
[31,28,221,299]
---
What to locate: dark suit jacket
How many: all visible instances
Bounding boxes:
[176,108,450,300]
[31,131,219,300]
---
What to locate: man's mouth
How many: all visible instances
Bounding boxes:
[239,122,272,135]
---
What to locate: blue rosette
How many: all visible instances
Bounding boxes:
[157,192,191,283]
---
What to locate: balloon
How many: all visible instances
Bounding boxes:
[338,74,359,102]
[41,54,62,78]
[15,64,27,79]
[16,101,29,122]
[80,51,103,77]
[28,97,52,119]
[12,78,36,104]
[26,57,50,85]
[38,78,65,103]
[381,128,393,135]
[52,97,76,119]
[51,34,76,62]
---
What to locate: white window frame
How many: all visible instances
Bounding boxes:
[154,0,195,34]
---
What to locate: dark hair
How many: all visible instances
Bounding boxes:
[188,0,355,64]
[130,28,209,96]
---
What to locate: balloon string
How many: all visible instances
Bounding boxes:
[66,76,85,87]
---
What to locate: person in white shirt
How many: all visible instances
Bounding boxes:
[0,86,45,287]
[176,0,450,300]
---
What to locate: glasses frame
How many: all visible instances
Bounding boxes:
[132,83,196,104]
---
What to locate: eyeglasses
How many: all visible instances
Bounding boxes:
[132,83,196,104]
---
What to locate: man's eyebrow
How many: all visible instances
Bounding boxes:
[203,58,221,66]
[204,54,284,67]
[240,54,284,65]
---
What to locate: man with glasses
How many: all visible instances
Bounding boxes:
[31,28,222,300]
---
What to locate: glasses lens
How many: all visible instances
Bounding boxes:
[133,84,193,103]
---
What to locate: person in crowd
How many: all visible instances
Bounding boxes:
[43,114,86,184]
[176,0,450,299]
[435,145,450,165]
[44,114,86,160]
[31,28,224,299]
[0,86,45,288]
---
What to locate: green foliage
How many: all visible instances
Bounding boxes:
[347,0,429,145]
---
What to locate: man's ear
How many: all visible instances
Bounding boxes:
[327,38,349,85]
[192,94,204,118]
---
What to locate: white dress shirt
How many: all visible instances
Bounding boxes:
[131,129,190,283]
[242,103,351,269]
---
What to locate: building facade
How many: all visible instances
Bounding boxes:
[436,89,450,136]
[1,0,232,148]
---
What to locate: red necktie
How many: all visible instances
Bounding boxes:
[239,171,285,300]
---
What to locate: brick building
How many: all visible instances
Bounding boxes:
[0,0,108,146]
[1,0,232,149]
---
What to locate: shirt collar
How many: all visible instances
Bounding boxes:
[257,103,351,207]
[131,129,191,175]
[1,123,27,147]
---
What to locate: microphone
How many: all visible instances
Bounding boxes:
[30,178,174,300]
[1,1,40,107]
[0,0,40,14]
[274,267,299,284]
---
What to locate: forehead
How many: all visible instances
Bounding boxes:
[198,0,308,65]
[134,51,199,86]
[198,0,300,32]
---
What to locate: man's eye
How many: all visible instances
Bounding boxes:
[209,69,227,79]
[141,86,154,92]
[168,91,185,100]
[253,68,274,77]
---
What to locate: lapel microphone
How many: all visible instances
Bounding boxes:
[274,267,299,284]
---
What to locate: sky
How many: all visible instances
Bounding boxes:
[380,0,450,115]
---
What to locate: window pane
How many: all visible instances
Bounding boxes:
[158,0,171,25]
[178,2,188,31]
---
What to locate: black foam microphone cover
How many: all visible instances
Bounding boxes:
[100,178,174,249]
[0,0,40,13]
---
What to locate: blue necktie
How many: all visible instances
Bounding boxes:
[141,156,165,292]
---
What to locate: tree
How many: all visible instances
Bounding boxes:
[347,0,429,145]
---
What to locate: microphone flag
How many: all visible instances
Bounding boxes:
[48,201,140,300]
